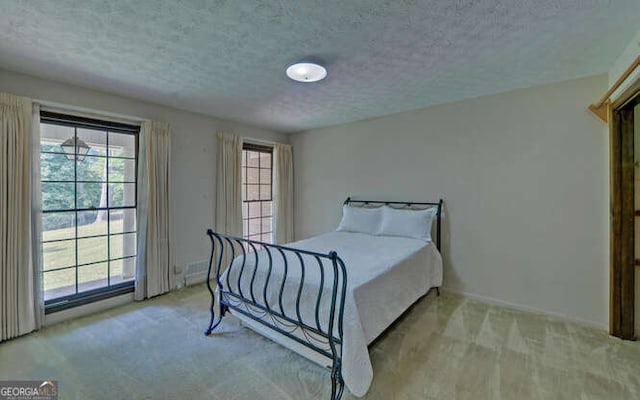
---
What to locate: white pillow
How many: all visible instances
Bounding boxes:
[376,206,436,241]
[336,205,382,234]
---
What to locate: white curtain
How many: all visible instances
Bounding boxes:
[215,132,243,238]
[31,103,44,329]
[135,120,171,300]
[0,92,36,341]
[273,143,294,244]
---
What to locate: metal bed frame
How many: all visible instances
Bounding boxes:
[204,198,443,400]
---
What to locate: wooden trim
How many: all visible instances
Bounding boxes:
[612,76,640,111]
[590,54,640,123]
[589,102,610,123]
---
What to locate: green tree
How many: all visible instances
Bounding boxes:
[41,144,126,230]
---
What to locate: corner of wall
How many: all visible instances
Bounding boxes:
[609,30,640,98]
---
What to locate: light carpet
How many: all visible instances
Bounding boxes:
[1,285,639,400]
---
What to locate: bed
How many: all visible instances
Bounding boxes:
[204,198,443,399]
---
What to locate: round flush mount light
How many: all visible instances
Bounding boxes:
[286,62,327,83]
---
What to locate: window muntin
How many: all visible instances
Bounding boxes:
[40,113,138,303]
[242,144,273,244]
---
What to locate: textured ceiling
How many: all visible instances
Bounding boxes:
[0,0,639,132]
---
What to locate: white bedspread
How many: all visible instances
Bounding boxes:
[219,231,442,397]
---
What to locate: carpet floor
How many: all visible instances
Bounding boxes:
[1,285,639,400]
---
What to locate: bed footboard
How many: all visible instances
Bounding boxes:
[204,229,348,400]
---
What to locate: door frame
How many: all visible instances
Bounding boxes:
[610,79,640,339]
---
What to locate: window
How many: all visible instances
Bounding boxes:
[242,143,273,244]
[40,112,139,311]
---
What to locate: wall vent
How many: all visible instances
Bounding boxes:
[185,260,210,286]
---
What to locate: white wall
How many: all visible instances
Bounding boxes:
[291,74,609,328]
[0,68,288,290]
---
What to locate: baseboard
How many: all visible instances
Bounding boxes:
[442,288,608,332]
[185,271,208,287]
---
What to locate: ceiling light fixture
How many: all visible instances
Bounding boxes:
[286,62,327,83]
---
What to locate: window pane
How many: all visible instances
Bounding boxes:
[77,211,107,237]
[248,218,260,236]
[261,218,272,233]
[110,209,136,233]
[246,184,259,201]
[248,202,260,218]
[108,132,136,158]
[78,262,108,293]
[43,240,75,270]
[110,183,136,207]
[247,151,259,167]
[259,152,271,168]
[110,233,136,259]
[77,236,108,265]
[259,184,271,200]
[42,212,75,239]
[261,201,272,217]
[77,128,107,157]
[243,219,249,235]
[110,258,135,284]
[40,124,73,153]
[42,182,75,211]
[44,269,76,300]
[261,233,272,243]
[77,155,106,182]
[108,158,135,182]
[259,168,271,185]
[77,182,103,209]
[41,152,74,181]
[246,167,259,184]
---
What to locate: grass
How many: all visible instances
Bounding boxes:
[42,219,136,296]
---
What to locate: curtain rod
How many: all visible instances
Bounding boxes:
[588,54,640,123]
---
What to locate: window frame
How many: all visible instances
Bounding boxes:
[241,142,274,244]
[40,111,140,314]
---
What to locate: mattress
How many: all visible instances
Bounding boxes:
[219,231,442,397]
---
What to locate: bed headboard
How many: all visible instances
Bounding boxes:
[343,197,444,253]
